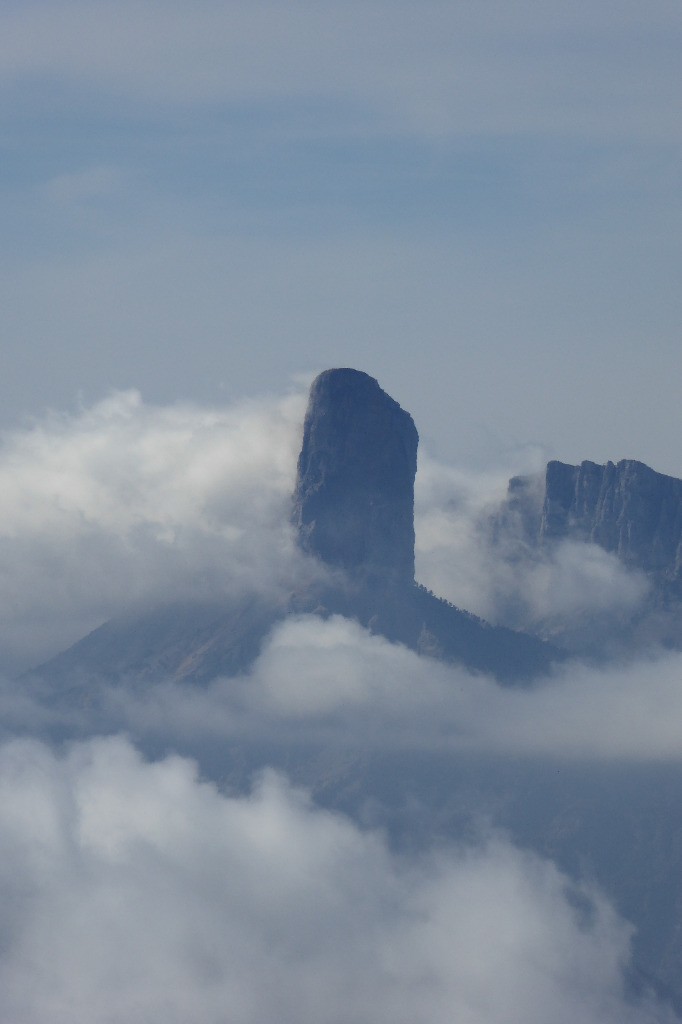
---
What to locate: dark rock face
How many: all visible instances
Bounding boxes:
[292,369,418,586]
[506,459,682,582]
[489,458,682,657]
[542,459,682,579]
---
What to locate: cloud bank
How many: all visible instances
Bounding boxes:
[248,618,682,761]
[80,614,682,764]
[2,389,682,1017]
[0,387,311,672]
[0,734,673,1024]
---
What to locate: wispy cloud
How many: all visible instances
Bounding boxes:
[40,165,126,206]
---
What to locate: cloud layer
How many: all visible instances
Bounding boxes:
[0,734,672,1024]
[249,617,682,761]
[0,387,312,672]
[76,613,682,764]
[1,389,682,1017]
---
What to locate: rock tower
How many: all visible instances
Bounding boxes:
[292,368,418,586]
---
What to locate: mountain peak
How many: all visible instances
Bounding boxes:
[292,369,418,586]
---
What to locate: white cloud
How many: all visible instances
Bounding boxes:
[0,387,313,672]
[245,619,682,761]
[0,733,672,1024]
[53,612,682,764]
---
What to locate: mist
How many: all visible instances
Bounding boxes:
[1,387,681,1020]
[0,386,310,673]
[0,734,673,1024]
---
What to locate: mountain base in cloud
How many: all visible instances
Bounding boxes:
[30,369,558,688]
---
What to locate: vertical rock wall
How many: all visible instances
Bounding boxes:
[540,459,682,577]
[292,368,418,586]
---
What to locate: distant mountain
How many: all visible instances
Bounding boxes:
[30,369,558,688]
[490,458,682,654]
[502,458,682,582]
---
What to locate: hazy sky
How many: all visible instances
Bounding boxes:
[2,0,681,473]
[3,10,682,1016]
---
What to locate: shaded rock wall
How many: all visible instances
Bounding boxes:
[540,459,682,579]
[292,368,418,586]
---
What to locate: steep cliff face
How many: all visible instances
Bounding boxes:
[531,459,682,580]
[292,369,418,587]
[288,368,557,682]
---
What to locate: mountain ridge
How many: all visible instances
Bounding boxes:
[504,458,682,581]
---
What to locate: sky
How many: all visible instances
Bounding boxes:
[2,4,682,1020]
[1,0,681,473]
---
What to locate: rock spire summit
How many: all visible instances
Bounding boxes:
[292,368,418,586]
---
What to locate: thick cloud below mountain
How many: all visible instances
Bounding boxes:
[42,613,682,763]
[245,618,682,760]
[4,388,682,1018]
[0,389,678,763]
[0,734,674,1024]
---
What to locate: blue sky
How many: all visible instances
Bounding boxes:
[2,0,681,472]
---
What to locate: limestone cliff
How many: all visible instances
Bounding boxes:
[542,459,682,578]
[505,459,682,582]
[292,369,418,586]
